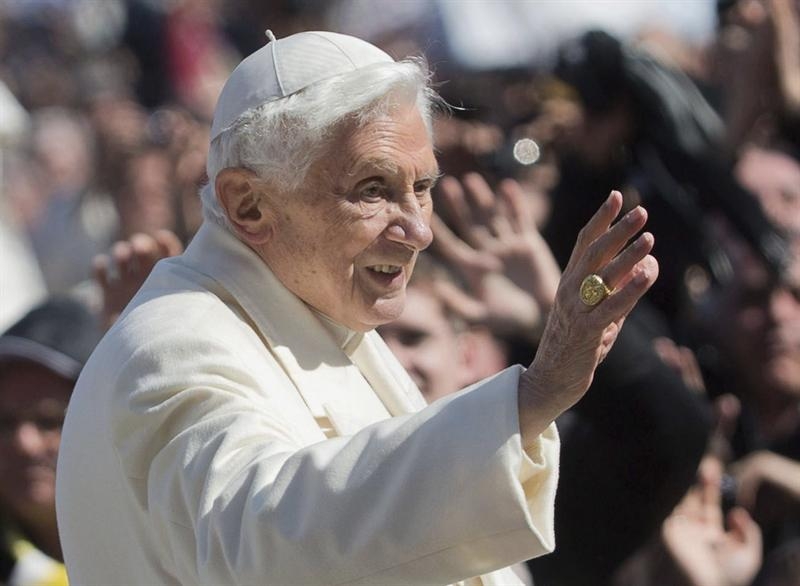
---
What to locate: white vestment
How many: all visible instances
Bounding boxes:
[56,221,559,585]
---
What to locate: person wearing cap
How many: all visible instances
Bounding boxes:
[0,297,101,586]
[56,31,658,585]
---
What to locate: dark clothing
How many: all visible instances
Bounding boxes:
[527,308,712,586]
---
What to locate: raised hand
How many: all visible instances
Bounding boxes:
[653,336,707,394]
[94,230,184,329]
[660,457,763,586]
[432,173,562,339]
[518,190,658,443]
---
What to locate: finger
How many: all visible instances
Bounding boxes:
[713,394,741,442]
[653,336,682,369]
[433,279,488,323]
[437,176,477,244]
[597,321,621,363]
[581,206,648,276]
[676,484,704,518]
[592,254,658,320]
[698,457,723,528]
[679,345,706,393]
[92,253,112,287]
[489,214,515,240]
[498,178,533,232]
[652,338,706,394]
[431,214,501,274]
[154,229,184,257]
[600,231,654,290]
[725,507,762,546]
[129,233,162,271]
[462,172,497,221]
[567,190,623,266]
[111,240,134,275]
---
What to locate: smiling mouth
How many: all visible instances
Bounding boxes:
[369,265,402,274]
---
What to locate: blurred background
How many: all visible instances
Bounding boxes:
[1,1,799,585]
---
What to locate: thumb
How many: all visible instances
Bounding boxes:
[726,507,762,546]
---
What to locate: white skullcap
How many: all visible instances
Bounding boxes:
[210,30,394,141]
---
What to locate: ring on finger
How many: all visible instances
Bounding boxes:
[580,273,612,306]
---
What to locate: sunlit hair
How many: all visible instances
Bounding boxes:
[200,58,439,227]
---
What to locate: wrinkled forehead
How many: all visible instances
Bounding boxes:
[316,105,438,179]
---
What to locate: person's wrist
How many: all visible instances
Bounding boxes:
[517,365,572,449]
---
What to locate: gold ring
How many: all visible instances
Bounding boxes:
[580,274,612,306]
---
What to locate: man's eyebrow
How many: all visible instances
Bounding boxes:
[347,158,398,177]
[420,169,443,184]
[347,160,442,182]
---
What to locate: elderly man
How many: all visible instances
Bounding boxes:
[56,31,658,585]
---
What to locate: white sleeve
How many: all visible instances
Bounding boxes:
[115,340,559,586]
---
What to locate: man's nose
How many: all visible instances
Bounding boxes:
[13,421,46,456]
[384,199,433,251]
[768,287,800,322]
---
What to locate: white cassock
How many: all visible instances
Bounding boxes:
[56,220,560,586]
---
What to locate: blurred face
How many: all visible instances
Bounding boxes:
[726,149,800,398]
[379,286,464,402]
[735,147,800,236]
[0,361,72,521]
[716,238,800,400]
[261,104,438,331]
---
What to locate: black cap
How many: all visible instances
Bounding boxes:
[554,30,626,116]
[0,297,102,381]
[717,0,738,17]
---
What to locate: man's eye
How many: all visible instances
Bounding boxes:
[37,416,65,432]
[398,331,427,347]
[360,182,386,201]
[413,181,432,195]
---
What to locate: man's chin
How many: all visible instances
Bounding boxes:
[357,298,406,330]
[1,486,56,517]
[763,361,800,398]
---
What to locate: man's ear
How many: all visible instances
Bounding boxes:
[215,168,274,245]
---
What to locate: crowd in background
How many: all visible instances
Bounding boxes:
[1,1,799,585]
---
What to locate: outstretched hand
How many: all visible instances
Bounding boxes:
[518,190,658,444]
[431,173,562,339]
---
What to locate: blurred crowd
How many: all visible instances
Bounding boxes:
[1,1,799,585]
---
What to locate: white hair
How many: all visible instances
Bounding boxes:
[200,58,439,228]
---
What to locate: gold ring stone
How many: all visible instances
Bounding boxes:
[580,274,611,306]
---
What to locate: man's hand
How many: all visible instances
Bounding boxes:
[518,191,657,444]
[660,457,763,586]
[94,230,184,329]
[431,173,562,339]
[653,336,707,394]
